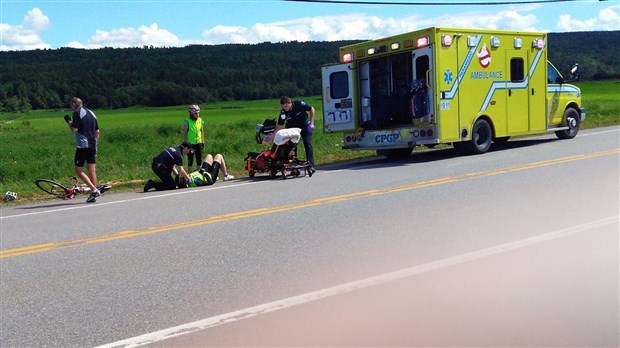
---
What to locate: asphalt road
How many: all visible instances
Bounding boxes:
[1,126,619,347]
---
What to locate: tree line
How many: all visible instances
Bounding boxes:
[1,31,618,112]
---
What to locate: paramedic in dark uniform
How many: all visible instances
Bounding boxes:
[143,141,193,192]
[274,96,316,173]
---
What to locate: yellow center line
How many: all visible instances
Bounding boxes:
[2,148,618,259]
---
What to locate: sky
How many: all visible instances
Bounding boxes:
[0,0,618,51]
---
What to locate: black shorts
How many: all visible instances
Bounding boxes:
[74,148,97,167]
[200,161,221,183]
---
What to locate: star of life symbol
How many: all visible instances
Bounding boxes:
[444,69,453,85]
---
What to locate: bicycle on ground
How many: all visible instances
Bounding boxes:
[35,176,112,200]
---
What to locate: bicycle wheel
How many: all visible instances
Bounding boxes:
[35,179,70,199]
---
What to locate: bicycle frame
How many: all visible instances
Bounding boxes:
[35,176,111,200]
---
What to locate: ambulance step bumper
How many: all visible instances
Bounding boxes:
[547,126,569,132]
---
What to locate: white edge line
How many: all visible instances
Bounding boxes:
[96,215,619,348]
[579,129,620,136]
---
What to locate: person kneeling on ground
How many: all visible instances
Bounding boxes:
[181,153,234,188]
[144,141,193,192]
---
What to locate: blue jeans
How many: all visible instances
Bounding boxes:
[301,125,314,168]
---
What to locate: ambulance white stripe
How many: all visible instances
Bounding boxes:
[444,35,481,100]
[529,39,545,77]
[480,39,545,111]
[480,79,528,112]
[548,85,581,94]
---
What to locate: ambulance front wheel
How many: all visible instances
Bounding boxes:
[555,108,580,139]
[466,119,493,154]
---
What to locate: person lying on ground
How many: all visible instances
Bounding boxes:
[180,153,234,188]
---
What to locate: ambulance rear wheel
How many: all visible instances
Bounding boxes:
[466,119,493,154]
[555,108,580,139]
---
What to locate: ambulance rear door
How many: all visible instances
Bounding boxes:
[322,63,356,132]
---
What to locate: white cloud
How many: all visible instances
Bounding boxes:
[413,10,539,32]
[2,5,618,51]
[200,10,547,45]
[557,5,620,32]
[198,5,616,45]
[66,23,182,49]
[24,7,50,31]
[0,7,51,51]
[202,13,421,44]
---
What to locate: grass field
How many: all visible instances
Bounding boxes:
[1,80,618,202]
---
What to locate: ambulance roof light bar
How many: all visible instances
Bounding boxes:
[416,36,430,48]
[532,38,544,49]
[490,36,500,48]
[467,36,478,47]
[514,38,523,49]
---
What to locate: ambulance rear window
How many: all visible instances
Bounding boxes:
[510,58,525,82]
[330,71,349,99]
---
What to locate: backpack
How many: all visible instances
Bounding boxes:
[410,79,429,118]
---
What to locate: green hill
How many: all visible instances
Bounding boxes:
[1,31,618,112]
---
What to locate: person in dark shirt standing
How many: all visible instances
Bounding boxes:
[274,96,316,173]
[65,97,101,203]
[144,141,193,192]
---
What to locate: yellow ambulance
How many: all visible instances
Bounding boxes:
[321,27,586,156]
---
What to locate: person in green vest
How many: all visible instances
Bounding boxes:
[182,104,205,172]
[185,153,234,187]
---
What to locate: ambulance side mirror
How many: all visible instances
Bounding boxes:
[569,63,581,82]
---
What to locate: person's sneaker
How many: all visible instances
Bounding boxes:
[86,189,101,203]
[143,179,154,192]
[223,173,235,181]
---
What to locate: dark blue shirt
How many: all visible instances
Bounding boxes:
[278,100,312,129]
[154,146,184,169]
[72,106,99,149]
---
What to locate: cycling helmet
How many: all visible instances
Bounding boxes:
[4,191,17,201]
[188,104,201,114]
